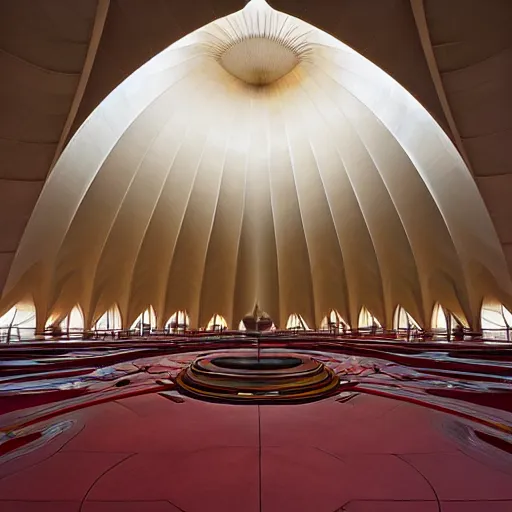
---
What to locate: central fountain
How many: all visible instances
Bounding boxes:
[176,351,340,404]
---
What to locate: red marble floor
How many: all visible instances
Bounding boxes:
[1,339,512,511]
[1,391,512,511]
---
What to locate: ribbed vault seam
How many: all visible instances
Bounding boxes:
[3,52,207,303]
[329,89,426,324]
[63,75,205,324]
[49,0,111,172]
[123,119,194,328]
[310,59,469,325]
[121,120,195,329]
[292,67,352,325]
[277,78,317,327]
[195,101,236,327]
[409,0,472,172]
[296,71,388,327]
[261,92,281,326]
[161,81,227,327]
[262,90,287,328]
[230,99,254,328]
[0,47,81,76]
[333,67,473,319]
[316,55,499,324]
[74,112,167,324]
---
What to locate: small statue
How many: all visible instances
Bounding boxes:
[242,303,273,332]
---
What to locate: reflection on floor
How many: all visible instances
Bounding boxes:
[0,336,512,511]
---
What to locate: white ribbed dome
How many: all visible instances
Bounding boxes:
[2,0,511,331]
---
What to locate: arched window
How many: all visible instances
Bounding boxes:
[320,309,348,333]
[131,306,157,335]
[0,302,37,341]
[393,306,420,338]
[431,303,448,331]
[46,306,85,336]
[206,314,228,331]
[66,306,84,332]
[286,313,309,330]
[431,304,467,341]
[358,307,382,330]
[166,310,190,333]
[481,302,512,341]
[95,305,122,331]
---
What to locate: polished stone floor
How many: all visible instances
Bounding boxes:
[1,338,511,511]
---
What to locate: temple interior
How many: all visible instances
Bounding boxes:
[1,1,512,510]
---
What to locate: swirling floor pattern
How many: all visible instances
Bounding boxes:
[1,336,512,511]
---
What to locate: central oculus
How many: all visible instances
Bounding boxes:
[219,36,301,85]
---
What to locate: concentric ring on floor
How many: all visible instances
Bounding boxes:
[176,351,340,404]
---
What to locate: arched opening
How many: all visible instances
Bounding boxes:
[46,306,85,337]
[319,309,348,334]
[0,302,37,342]
[393,306,420,340]
[286,314,309,331]
[131,306,157,335]
[481,301,512,341]
[95,305,122,332]
[358,307,382,333]
[66,306,84,333]
[206,314,228,332]
[431,303,448,331]
[431,303,468,341]
[166,310,190,334]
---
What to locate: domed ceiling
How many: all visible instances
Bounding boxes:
[1,0,511,330]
